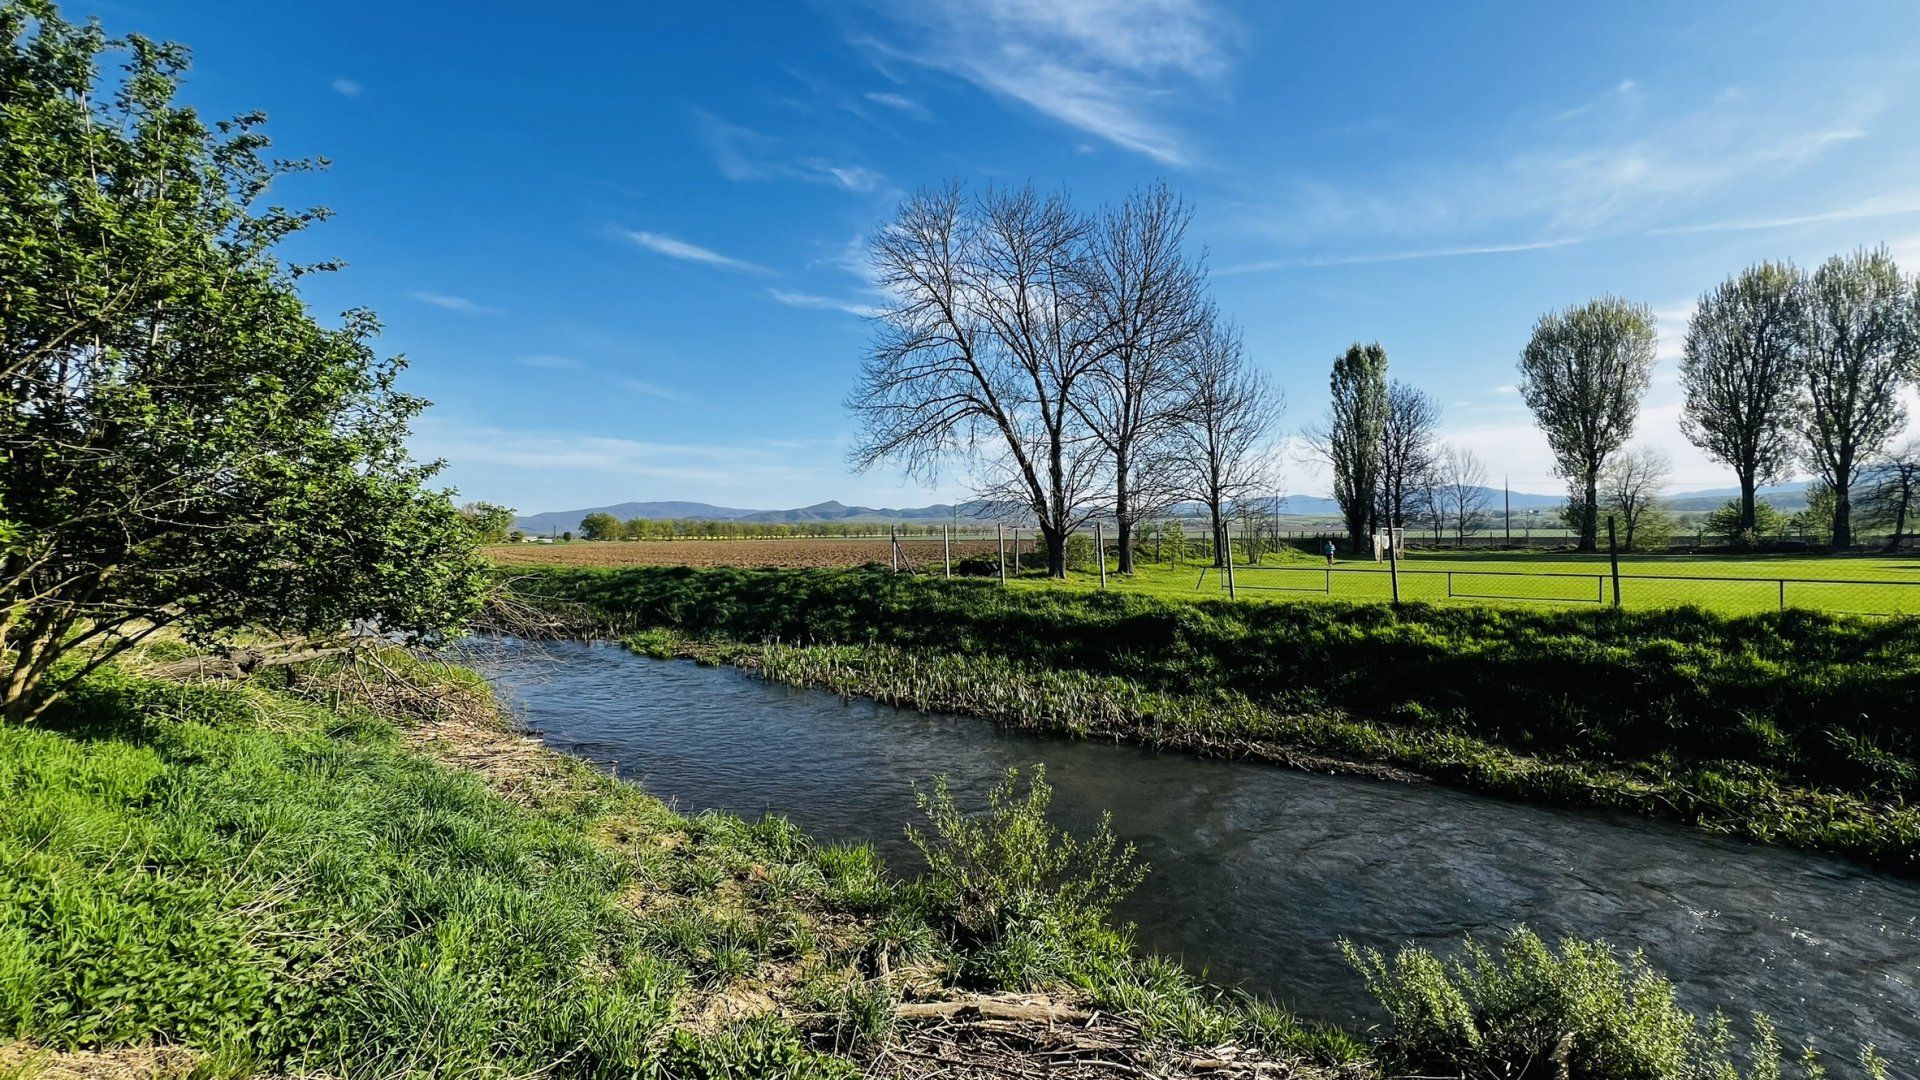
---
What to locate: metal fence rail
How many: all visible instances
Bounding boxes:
[1193,563,1920,616]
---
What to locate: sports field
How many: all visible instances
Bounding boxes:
[1021,549,1920,616]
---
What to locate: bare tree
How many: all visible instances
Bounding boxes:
[849,182,1108,576]
[1168,314,1280,567]
[1378,380,1441,534]
[1074,183,1209,574]
[1305,343,1389,555]
[1517,297,1656,551]
[1797,248,1913,548]
[1599,446,1672,550]
[1860,440,1920,551]
[1431,444,1491,546]
[1681,262,1806,535]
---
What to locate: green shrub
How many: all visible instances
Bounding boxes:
[906,766,1144,985]
[1344,927,1880,1080]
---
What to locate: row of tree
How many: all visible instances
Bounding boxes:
[849,176,1920,568]
[572,514,998,541]
[849,181,1278,576]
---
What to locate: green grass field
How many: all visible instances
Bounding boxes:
[1017,549,1920,616]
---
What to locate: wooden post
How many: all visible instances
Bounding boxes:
[943,525,951,577]
[1095,523,1107,590]
[1387,530,1401,605]
[1608,515,1622,608]
[1223,526,1237,598]
[997,523,1006,583]
[890,524,899,573]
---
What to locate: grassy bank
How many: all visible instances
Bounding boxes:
[510,565,1920,872]
[0,651,1362,1077]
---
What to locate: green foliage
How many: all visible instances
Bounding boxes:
[1704,500,1785,548]
[1345,927,1847,1080]
[579,512,622,541]
[1325,342,1389,554]
[907,767,1144,985]
[0,1,485,719]
[1063,533,1098,572]
[1788,484,1838,542]
[459,501,517,544]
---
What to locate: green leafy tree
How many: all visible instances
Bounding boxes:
[1518,297,1657,552]
[0,3,486,721]
[458,502,516,545]
[1703,499,1784,548]
[1797,249,1913,547]
[1681,262,1806,534]
[1788,483,1839,544]
[1309,343,1389,555]
[578,512,620,541]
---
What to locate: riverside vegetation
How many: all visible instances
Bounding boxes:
[0,645,1893,1078]
[509,565,1920,873]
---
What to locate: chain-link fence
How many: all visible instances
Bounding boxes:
[882,520,1920,618]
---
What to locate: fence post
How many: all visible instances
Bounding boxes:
[890,524,899,573]
[1607,515,1621,608]
[1223,526,1237,598]
[943,525,951,577]
[1387,531,1401,605]
[1778,579,1786,612]
[1095,523,1107,589]
[997,523,1006,584]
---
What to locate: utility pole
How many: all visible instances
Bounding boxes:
[1504,476,1511,547]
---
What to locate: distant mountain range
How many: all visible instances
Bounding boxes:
[514,481,1819,534]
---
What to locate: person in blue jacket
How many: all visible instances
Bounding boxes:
[1323,539,1336,565]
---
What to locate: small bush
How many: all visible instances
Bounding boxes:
[906,766,1145,985]
[1344,927,1871,1080]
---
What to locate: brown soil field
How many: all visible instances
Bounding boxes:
[485,538,1006,569]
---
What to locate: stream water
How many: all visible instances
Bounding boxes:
[462,637,1918,1067]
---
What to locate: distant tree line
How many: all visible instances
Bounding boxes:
[569,515,1001,541]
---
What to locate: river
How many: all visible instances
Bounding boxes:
[463,637,1918,1066]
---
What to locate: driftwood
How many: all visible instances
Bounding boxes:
[866,994,1357,1080]
[142,644,355,681]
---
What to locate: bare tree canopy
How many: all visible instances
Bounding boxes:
[1681,262,1806,535]
[1797,248,1913,548]
[1861,440,1920,551]
[1599,446,1672,550]
[1167,314,1280,567]
[1378,381,1441,533]
[1307,343,1389,555]
[1517,296,1656,552]
[1429,444,1491,546]
[1074,182,1209,574]
[849,182,1108,576]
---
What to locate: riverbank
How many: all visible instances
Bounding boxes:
[504,565,1920,874]
[0,647,1360,1077]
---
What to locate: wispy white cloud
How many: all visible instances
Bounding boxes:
[863,91,930,120]
[619,378,696,404]
[1647,186,1920,236]
[852,0,1235,165]
[518,354,582,370]
[1232,83,1884,249]
[415,421,827,488]
[410,291,499,315]
[697,113,886,193]
[1218,237,1582,275]
[331,76,362,97]
[616,229,769,274]
[768,288,880,318]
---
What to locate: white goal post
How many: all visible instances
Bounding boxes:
[1372,527,1406,562]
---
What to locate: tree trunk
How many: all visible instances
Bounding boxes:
[1041,524,1067,577]
[1578,474,1600,552]
[1209,500,1226,568]
[1737,472,1758,535]
[1116,518,1134,575]
[1114,462,1134,575]
[1833,491,1853,549]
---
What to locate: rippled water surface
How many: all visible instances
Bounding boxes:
[463,638,1918,1066]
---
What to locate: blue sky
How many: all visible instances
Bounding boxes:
[111,0,1920,514]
